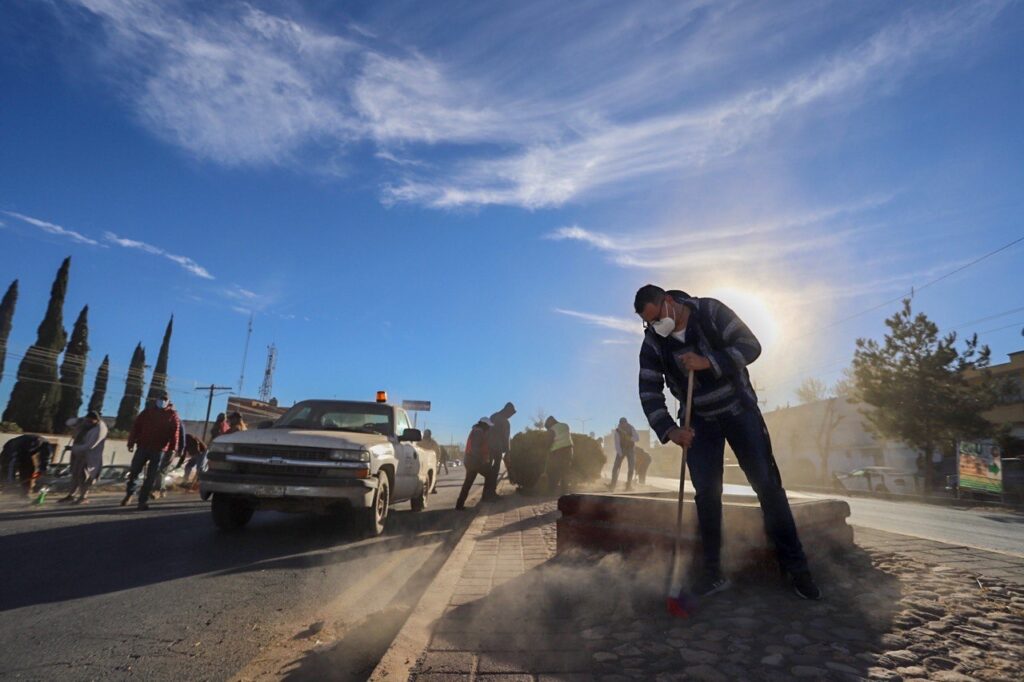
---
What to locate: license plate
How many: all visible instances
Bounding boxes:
[254,485,284,497]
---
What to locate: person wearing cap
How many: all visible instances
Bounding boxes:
[483,402,516,501]
[60,411,108,504]
[634,284,821,601]
[610,417,639,492]
[456,418,492,510]
[0,434,52,498]
[123,390,181,510]
[544,416,574,495]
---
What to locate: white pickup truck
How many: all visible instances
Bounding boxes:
[199,399,437,535]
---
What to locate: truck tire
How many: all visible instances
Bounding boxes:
[211,493,253,531]
[411,472,432,512]
[363,473,389,536]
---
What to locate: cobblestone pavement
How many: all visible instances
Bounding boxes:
[854,526,1024,587]
[409,496,1024,682]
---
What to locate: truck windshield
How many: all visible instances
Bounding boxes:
[274,401,393,436]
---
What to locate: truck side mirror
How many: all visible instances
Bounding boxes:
[400,428,422,442]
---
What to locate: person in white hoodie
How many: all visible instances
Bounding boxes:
[61,411,107,504]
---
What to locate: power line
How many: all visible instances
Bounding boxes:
[792,234,1024,341]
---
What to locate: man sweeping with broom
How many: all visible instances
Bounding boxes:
[634,285,821,601]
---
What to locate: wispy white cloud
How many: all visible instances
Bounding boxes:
[103,231,214,279]
[49,1,1008,210]
[3,210,100,246]
[554,308,641,336]
[383,3,1005,209]
[223,284,275,314]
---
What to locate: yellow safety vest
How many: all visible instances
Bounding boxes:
[550,422,572,452]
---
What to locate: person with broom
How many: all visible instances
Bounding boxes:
[634,284,821,601]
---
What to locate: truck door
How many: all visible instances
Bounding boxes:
[393,409,420,500]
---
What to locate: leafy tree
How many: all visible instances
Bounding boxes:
[0,280,17,385]
[795,377,828,404]
[146,316,173,403]
[114,343,146,432]
[852,299,1000,490]
[88,354,110,415]
[53,305,90,431]
[2,258,70,431]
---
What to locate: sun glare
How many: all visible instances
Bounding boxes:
[705,286,780,352]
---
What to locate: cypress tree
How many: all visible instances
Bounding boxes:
[88,354,110,415]
[146,315,173,403]
[53,305,90,431]
[114,343,146,432]
[0,280,17,385]
[2,258,70,431]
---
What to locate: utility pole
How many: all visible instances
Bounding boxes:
[574,417,591,434]
[196,384,234,442]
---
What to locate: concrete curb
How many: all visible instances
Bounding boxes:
[368,484,504,682]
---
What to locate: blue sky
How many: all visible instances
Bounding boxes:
[1,0,1022,442]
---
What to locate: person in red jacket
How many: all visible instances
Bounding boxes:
[122,390,181,510]
[455,418,491,510]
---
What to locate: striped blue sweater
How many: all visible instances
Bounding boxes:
[639,293,761,443]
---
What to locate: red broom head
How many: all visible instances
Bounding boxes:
[665,595,692,618]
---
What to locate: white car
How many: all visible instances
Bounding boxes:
[833,466,917,495]
[200,399,437,535]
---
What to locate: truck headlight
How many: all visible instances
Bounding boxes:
[329,449,370,462]
[209,442,235,454]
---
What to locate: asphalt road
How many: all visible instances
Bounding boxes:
[0,467,475,681]
[645,474,1024,557]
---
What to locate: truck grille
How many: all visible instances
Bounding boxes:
[232,444,333,461]
[235,462,324,478]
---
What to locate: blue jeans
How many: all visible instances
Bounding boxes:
[610,449,635,488]
[126,448,165,503]
[686,407,808,576]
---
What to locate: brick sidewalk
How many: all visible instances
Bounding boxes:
[404,492,1024,682]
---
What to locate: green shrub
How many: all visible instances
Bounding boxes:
[508,429,550,491]
[570,432,605,483]
[0,421,23,434]
[108,429,129,440]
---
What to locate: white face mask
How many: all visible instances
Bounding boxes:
[650,301,675,337]
[156,399,168,409]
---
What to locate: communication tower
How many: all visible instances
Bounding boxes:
[258,343,277,403]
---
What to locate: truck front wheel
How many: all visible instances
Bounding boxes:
[211,493,254,531]
[411,472,432,512]
[363,473,389,536]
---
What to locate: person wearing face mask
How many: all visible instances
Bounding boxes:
[123,390,181,510]
[634,284,821,601]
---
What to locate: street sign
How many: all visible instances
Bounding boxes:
[957,440,1003,494]
[402,400,431,412]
